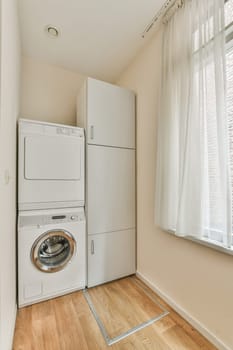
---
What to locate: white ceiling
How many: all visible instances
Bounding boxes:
[18,0,165,82]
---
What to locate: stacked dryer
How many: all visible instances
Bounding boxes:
[17,119,86,307]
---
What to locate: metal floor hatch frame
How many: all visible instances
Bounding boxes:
[83,277,169,346]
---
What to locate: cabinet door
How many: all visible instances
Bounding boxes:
[88,230,136,287]
[87,145,135,235]
[87,78,135,148]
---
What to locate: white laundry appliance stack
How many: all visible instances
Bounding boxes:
[77,77,136,287]
[17,119,86,307]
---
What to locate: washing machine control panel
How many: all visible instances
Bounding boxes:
[18,211,85,227]
[49,214,83,224]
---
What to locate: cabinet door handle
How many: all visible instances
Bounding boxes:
[90,125,94,140]
[91,240,95,255]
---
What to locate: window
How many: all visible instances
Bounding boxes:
[226,0,233,247]
[192,0,233,249]
[155,0,233,254]
[200,0,233,247]
[204,0,233,247]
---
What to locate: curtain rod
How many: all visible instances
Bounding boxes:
[142,0,230,38]
[141,0,183,38]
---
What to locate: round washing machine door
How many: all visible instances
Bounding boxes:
[31,230,76,273]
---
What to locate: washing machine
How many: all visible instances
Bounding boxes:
[18,207,86,307]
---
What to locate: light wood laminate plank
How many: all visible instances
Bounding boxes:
[13,276,217,350]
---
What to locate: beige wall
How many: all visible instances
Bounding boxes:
[20,56,85,125]
[0,0,20,349]
[117,29,233,349]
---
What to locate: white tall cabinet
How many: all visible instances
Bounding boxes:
[77,78,136,287]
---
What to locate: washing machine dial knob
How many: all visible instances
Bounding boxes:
[71,216,76,220]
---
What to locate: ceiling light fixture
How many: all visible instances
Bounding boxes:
[45,25,60,38]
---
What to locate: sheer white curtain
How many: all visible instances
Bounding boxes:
[155,0,232,247]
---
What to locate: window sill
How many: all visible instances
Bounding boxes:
[166,230,233,256]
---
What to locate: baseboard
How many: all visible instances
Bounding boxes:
[136,272,231,350]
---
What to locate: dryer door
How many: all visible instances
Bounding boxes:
[31,230,76,273]
[24,136,81,181]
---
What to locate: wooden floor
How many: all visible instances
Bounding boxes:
[13,276,217,350]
